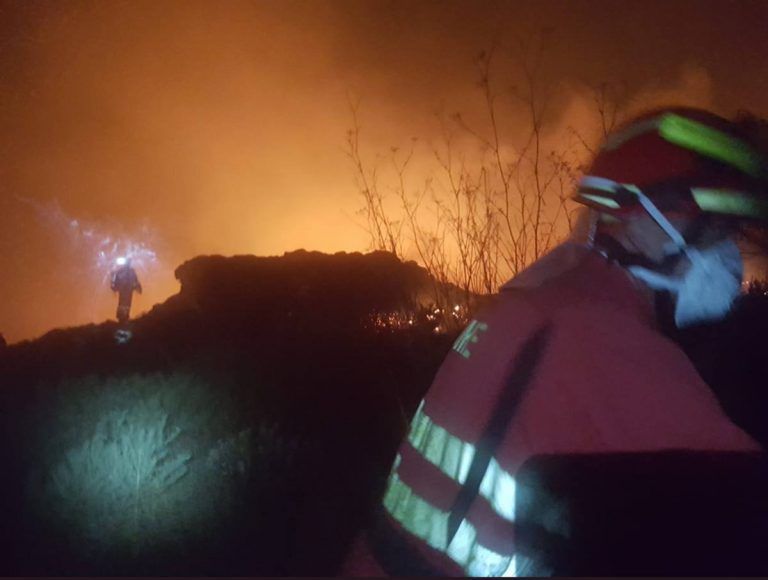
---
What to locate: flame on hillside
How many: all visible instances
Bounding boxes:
[365,304,469,334]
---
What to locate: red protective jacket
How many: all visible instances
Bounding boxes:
[343,242,760,577]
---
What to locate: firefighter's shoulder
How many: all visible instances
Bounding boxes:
[424,290,547,435]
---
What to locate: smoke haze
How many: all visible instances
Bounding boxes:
[2,0,767,342]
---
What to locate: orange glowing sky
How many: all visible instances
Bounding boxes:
[2,0,768,343]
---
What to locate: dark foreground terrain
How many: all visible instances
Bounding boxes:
[1,250,767,576]
[0,250,463,576]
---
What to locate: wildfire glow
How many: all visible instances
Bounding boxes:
[366,304,469,334]
[2,2,766,344]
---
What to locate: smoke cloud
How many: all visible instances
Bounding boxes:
[1,0,767,342]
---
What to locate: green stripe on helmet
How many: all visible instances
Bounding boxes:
[577,192,622,209]
[691,188,768,219]
[658,113,763,177]
[601,112,764,178]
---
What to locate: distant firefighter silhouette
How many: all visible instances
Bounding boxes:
[110,257,142,323]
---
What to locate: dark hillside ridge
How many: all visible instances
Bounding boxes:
[2,249,467,383]
[175,249,435,324]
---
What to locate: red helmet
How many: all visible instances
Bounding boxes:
[574,107,768,224]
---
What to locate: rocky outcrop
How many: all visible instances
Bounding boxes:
[173,249,437,327]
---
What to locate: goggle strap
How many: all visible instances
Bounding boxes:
[628,186,687,249]
[578,176,687,248]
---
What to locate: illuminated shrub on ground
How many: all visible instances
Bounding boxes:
[25,372,293,572]
[47,409,193,556]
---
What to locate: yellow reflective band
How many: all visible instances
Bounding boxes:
[479,459,517,522]
[449,518,516,576]
[445,517,475,567]
[383,473,517,576]
[502,554,519,577]
[409,405,476,482]
[408,405,517,522]
[659,114,763,178]
[691,188,768,219]
[577,193,621,209]
[452,319,489,359]
[383,470,449,552]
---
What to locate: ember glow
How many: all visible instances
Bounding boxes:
[366,304,469,334]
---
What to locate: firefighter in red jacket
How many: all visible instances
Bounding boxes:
[110,256,142,323]
[343,108,768,576]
